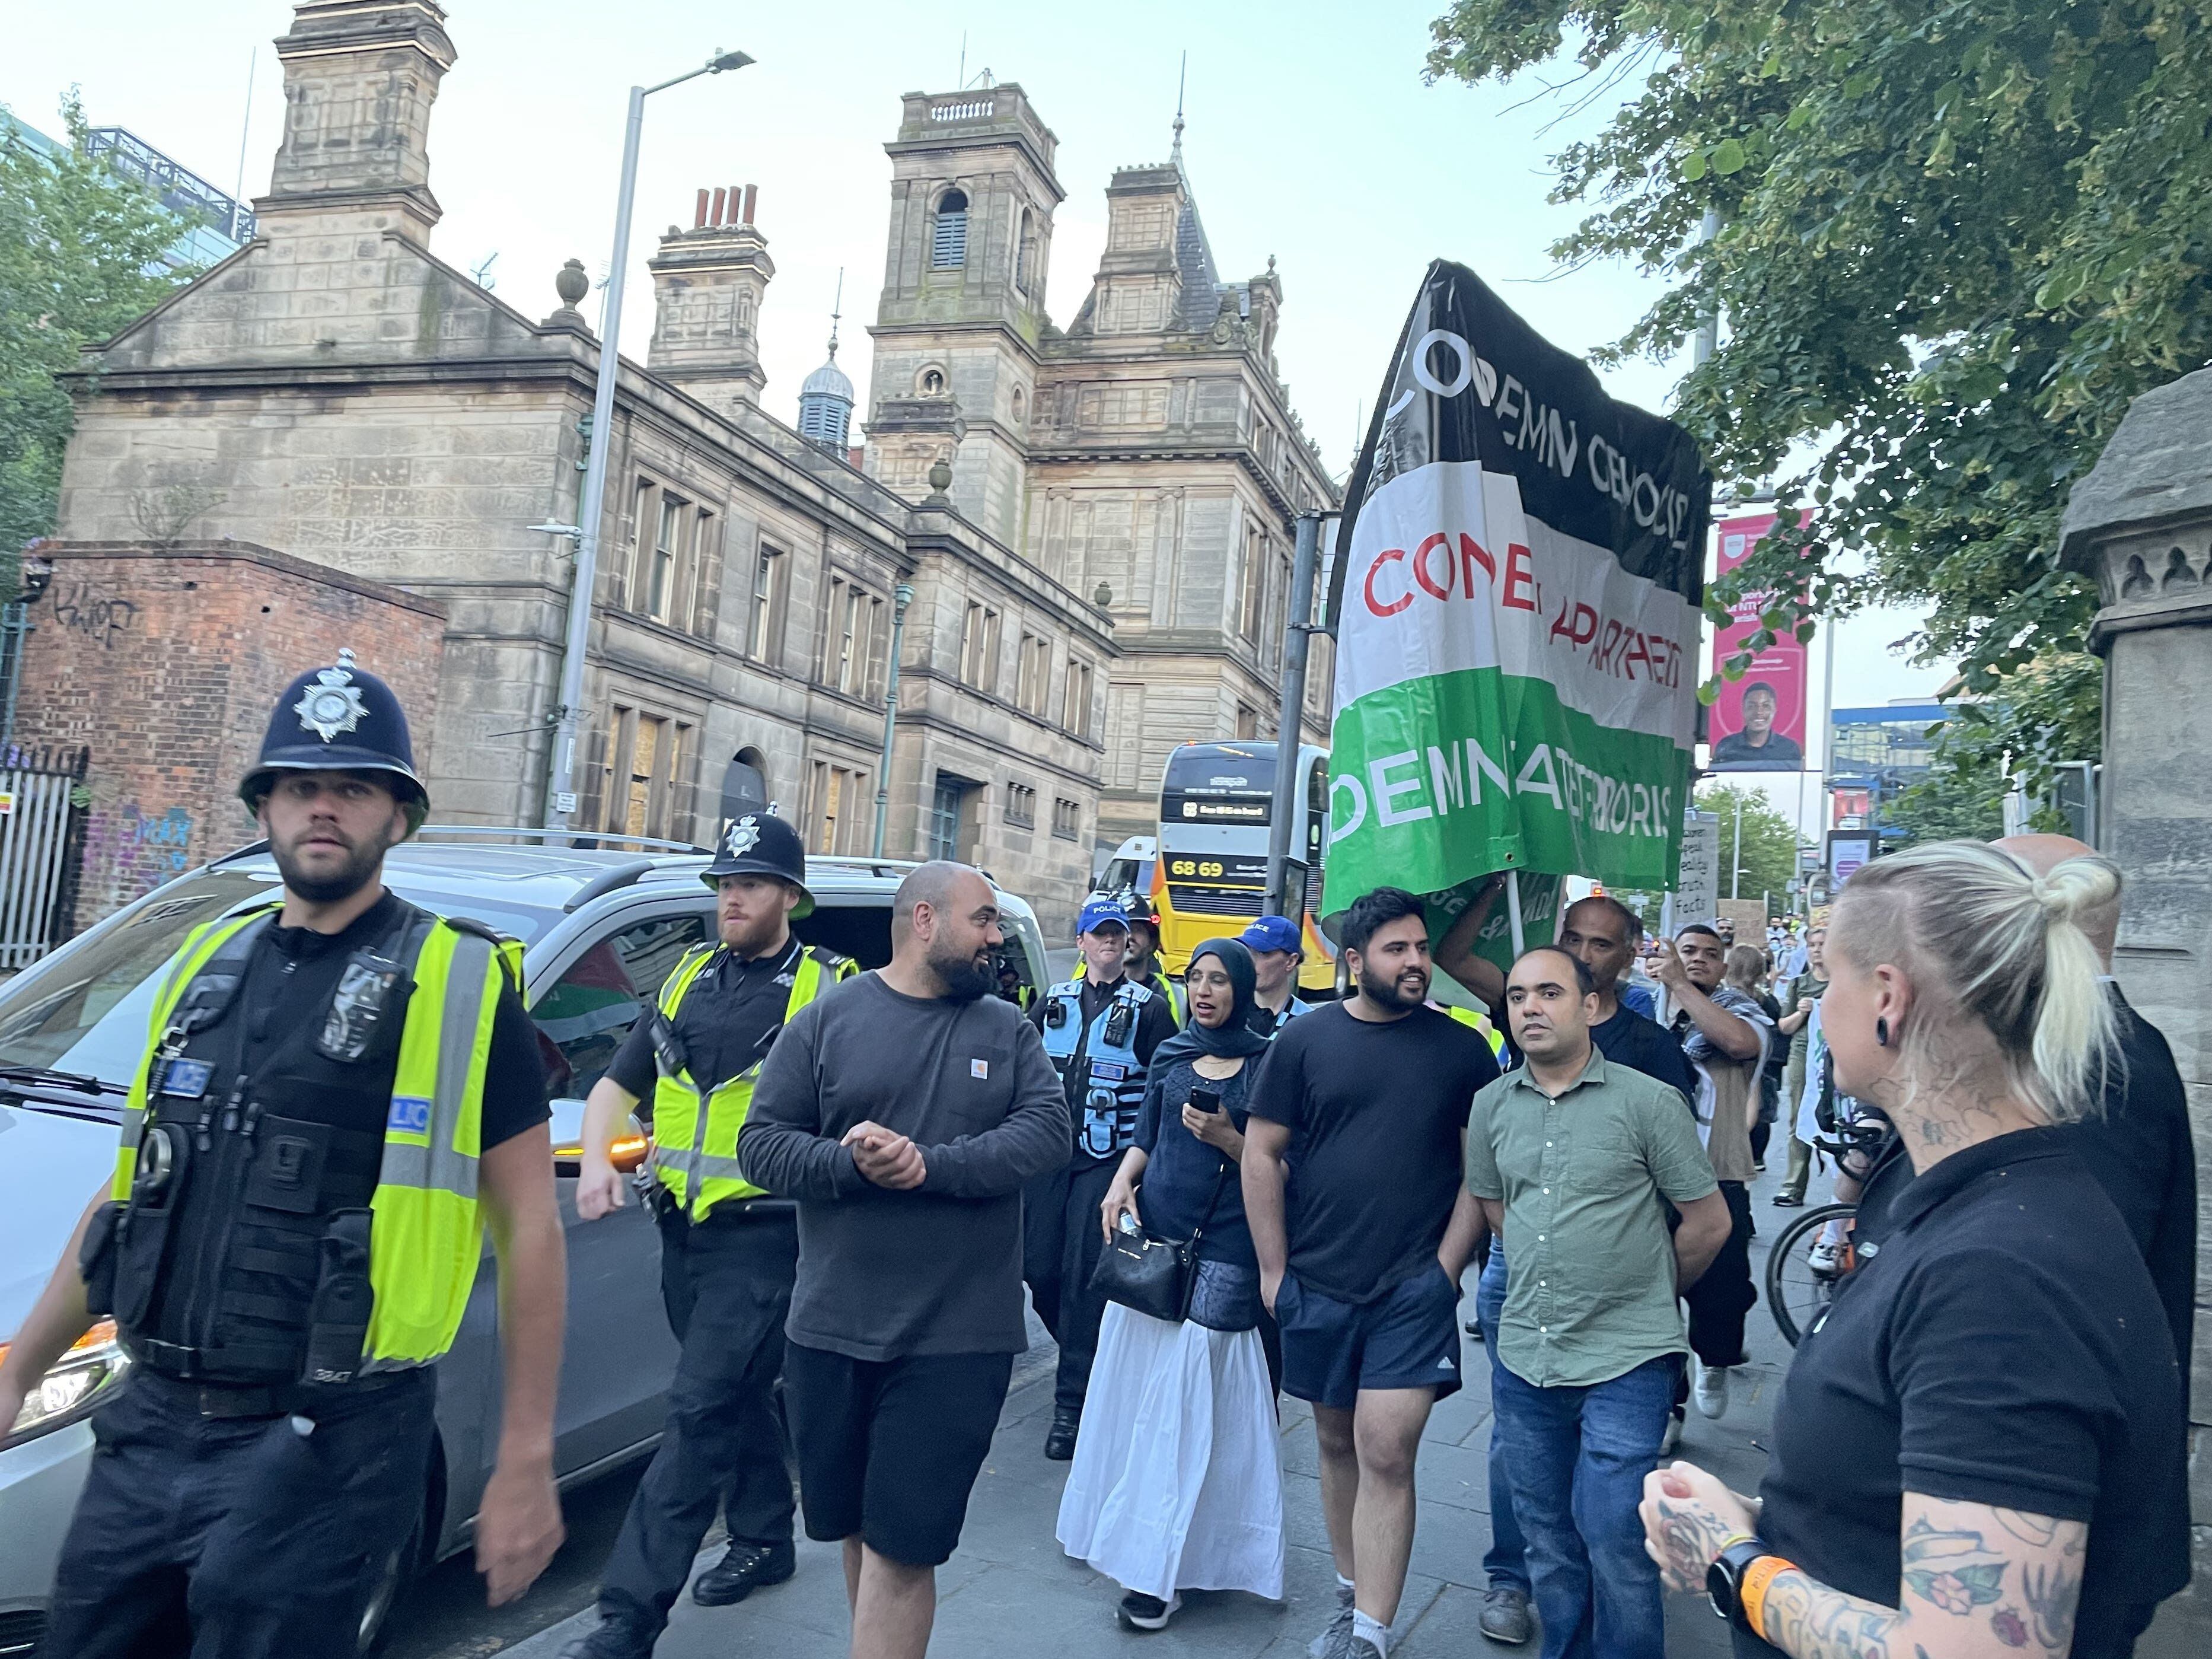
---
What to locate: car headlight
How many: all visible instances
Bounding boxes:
[2,1319,132,1447]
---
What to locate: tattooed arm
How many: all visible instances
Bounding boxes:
[1642,1464,2086,1658]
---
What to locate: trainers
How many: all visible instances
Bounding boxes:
[1693,1363,1731,1419]
[1771,1193,1805,1208]
[1117,1590,1183,1631]
[1308,1584,1356,1657]
[557,1616,652,1659]
[1464,1317,1484,1342]
[1660,1408,1684,1456]
[692,1539,796,1606]
[1806,1238,1842,1275]
[1478,1585,1533,1644]
[1044,1406,1081,1460]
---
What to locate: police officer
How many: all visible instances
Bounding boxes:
[0,655,566,1657]
[1023,897,1177,1458]
[562,812,853,1658]
[1239,914,1311,1036]
[1121,899,1187,1027]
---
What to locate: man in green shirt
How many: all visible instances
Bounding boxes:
[1465,947,1732,1659]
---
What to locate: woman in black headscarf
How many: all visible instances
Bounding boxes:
[1056,939,1285,1632]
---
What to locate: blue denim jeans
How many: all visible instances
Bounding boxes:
[1477,1244,1530,1594]
[1491,1351,1679,1659]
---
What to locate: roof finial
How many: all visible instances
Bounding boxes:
[1171,52,1187,171]
[827,267,844,361]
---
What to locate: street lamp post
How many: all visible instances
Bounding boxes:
[543,48,754,832]
[872,582,914,858]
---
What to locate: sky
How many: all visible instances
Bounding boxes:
[7,0,1946,835]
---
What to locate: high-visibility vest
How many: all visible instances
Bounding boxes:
[1076,956,1186,1028]
[1446,1002,1507,1061]
[648,942,855,1219]
[114,903,521,1373]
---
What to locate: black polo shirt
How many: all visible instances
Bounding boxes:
[1748,1129,2188,1658]
[1856,983,2198,1387]
[607,932,807,1103]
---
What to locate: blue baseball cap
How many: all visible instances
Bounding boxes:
[1239,915,1303,955]
[1077,896,1134,937]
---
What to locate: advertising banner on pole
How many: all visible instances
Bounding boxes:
[1706,511,1809,772]
[1322,260,1711,959]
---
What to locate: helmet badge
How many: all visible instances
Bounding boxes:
[295,653,369,744]
[725,816,761,858]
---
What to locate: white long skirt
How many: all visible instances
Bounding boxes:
[1054,1301,1285,1602]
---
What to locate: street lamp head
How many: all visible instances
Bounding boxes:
[709,48,755,73]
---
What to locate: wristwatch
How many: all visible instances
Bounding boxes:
[1707,1535,1793,1640]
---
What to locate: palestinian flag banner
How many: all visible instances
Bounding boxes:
[1322,261,1710,941]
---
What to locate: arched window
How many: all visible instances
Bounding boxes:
[919,367,948,397]
[932,189,968,269]
[720,747,770,826]
[1014,206,1034,293]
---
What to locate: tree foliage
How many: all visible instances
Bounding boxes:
[1694,782,1800,912]
[1426,0,2212,791]
[1,97,196,572]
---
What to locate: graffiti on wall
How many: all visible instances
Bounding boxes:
[81,802,196,907]
[49,582,139,652]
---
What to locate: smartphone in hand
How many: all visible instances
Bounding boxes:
[1188,1086,1222,1116]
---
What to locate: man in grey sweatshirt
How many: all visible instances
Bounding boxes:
[737,862,1069,1659]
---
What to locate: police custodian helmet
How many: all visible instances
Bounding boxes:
[703,811,815,918]
[238,650,429,827]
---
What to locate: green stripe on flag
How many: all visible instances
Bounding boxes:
[1324,665,1690,913]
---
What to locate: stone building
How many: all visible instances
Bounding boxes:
[859,88,1340,850]
[42,1,1337,930]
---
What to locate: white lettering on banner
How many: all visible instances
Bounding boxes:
[1379,330,1694,556]
[1335,461,1700,749]
[1330,735,1677,849]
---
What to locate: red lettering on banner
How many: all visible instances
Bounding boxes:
[1459,533,1496,588]
[1621,631,1652,681]
[1503,543,1537,612]
[1412,533,1455,601]
[1363,547,1411,616]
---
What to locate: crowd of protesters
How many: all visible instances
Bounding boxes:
[553,823,2197,1659]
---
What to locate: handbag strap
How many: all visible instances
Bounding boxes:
[1185,1157,1234,1253]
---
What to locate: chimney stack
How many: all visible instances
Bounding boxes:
[647,183,774,412]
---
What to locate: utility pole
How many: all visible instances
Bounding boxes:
[1732,792,1744,900]
[543,49,753,832]
[872,583,914,857]
[1264,512,1329,919]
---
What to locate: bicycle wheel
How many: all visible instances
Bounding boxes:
[1765,1202,1857,1348]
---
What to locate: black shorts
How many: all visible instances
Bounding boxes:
[783,1343,1013,1567]
[1276,1260,1464,1410]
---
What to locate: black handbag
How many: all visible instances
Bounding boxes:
[1088,1164,1230,1324]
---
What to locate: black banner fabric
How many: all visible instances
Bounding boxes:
[1325,260,1713,626]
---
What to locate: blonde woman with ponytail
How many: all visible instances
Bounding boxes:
[1637,841,2189,1658]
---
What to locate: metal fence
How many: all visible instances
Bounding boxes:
[0,745,90,970]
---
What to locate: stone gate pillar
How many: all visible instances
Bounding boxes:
[2060,364,2212,1650]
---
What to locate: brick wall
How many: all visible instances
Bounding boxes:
[17,541,448,927]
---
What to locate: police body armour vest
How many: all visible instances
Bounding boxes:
[1040,977,1153,1159]
[647,942,853,1221]
[105,900,518,1384]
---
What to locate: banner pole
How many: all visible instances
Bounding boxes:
[1505,869,1527,957]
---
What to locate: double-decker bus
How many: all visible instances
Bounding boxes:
[1153,741,1336,993]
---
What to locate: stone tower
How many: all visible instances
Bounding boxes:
[862,85,1063,544]
[647,184,773,414]
[260,0,456,247]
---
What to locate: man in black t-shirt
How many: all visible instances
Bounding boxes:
[1246,888,1499,1659]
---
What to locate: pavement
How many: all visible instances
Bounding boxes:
[509,1160,1816,1659]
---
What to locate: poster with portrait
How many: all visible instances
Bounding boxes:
[1706,511,1809,772]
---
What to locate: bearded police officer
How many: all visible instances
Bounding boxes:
[563,813,854,1658]
[1024,896,1177,1458]
[0,655,566,1657]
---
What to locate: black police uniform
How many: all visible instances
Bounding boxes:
[1022,974,1175,1437]
[42,661,550,1659]
[575,816,851,1657]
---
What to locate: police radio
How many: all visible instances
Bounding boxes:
[1102,997,1134,1047]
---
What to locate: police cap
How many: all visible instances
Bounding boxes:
[239,651,428,827]
[703,812,815,918]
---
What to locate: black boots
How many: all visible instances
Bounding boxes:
[1043,1406,1080,1460]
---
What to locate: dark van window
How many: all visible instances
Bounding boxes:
[531,912,706,1099]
